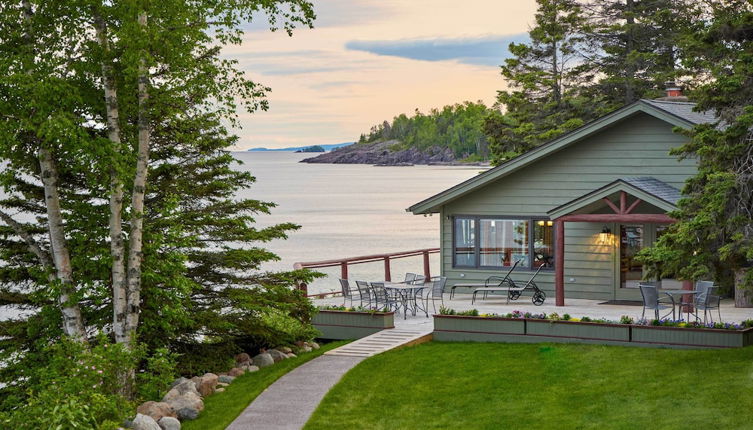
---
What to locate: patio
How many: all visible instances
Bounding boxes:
[313,292,753,331]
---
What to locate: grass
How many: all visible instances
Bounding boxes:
[305,342,753,430]
[183,341,347,430]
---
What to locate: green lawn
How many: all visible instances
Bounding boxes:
[183,341,347,430]
[305,342,753,430]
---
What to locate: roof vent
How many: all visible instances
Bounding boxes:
[656,81,688,102]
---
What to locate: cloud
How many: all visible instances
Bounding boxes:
[345,34,529,66]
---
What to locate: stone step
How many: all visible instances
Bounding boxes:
[324,328,432,357]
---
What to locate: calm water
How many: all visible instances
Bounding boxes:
[232,152,483,295]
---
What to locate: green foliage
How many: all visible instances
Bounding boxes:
[0,337,138,429]
[136,348,179,402]
[438,306,479,316]
[358,102,492,159]
[636,1,753,298]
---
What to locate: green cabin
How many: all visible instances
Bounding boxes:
[408,97,716,306]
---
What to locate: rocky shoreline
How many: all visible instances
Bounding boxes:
[300,140,489,166]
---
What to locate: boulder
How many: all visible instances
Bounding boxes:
[277,346,293,354]
[136,401,176,421]
[245,365,260,373]
[132,413,161,430]
[228,367,245,377]
[294,340,305,347]
[163,379,200,402]
[302,346,312,352]
[310,342,320,350]
[268,349,287,362]
[217,382,229,387]
[218,375,235,384]
[195,373,218,397]
[215,387,225,393]
[253,352,274,368]
[169,377,189,390]
[157,416,181,430]
[234,352,251,364]
[286,353,297,359]
[176,407,199,421]
[164,391,203,416]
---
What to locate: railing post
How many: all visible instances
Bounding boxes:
[340,261,348,280]
[384,256,391,282]
[423,250,431,279]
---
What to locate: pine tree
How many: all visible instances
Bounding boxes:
[485,0,599,164]
[637,0,753,307]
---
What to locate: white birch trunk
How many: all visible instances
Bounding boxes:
[23,0,85,340]
[38,148,87,339]
[124,11,151,342]
[93,10,128,344]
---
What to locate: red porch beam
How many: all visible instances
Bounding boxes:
[602,197,621,214]
[558,213,675,223]
[625,198,643,215]
[555,219,565,306]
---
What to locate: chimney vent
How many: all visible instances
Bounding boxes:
[656,81,688,102]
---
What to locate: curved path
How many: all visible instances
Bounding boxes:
[226,328,432,429]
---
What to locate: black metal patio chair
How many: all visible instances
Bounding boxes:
[639,283,674,320]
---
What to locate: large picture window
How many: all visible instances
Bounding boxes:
[453,216,555,270]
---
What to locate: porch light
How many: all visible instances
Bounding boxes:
[537,220,545,226]
[599,226,612,244]
[547,221,553,226]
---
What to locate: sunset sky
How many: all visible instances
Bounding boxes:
[228,0,538,150]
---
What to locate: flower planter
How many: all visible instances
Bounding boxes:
[432,315,753,349]
[631,325,753,348]
[313,310,395,340]
[525,319,631,344]
[432,315,526,342]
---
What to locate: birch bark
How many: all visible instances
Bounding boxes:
[125,10,151,341]
[93,9,128,344]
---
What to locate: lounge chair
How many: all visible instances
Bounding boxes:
[471,263,547,306]
[449,259,521,299]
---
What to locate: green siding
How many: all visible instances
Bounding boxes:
[440,113,697,301]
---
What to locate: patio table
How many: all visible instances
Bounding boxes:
[385,283,426,319]
[660,289,699,321]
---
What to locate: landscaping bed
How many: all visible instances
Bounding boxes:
[313,307,395,339]
[432,310,753,349]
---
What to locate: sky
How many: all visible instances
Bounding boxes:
[227,0,538,150]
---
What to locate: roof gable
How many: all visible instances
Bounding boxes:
[408,100,707,214]
[546,177,680,219]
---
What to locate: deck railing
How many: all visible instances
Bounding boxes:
[293,248,439,297]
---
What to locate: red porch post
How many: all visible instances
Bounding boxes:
[555,218,565,306]
[384,256,392,282]
[423,250,431,279]
[340,262,348,280]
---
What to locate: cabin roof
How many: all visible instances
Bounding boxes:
[407,99,714,215]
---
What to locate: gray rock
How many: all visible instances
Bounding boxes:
[253,352,274,368]
[302,346,312,352]
[268,349,287,362]
[215,387,225,393]
[218,375,235,384]
[176,407,199,421]
[132,413,161,430]
[234,352,250,364]
[228,367,245,377]
[310,342,320,350]
[246,365,260,372]
[164,391,203,415]
[169,377,189,390]
[163,380,200,402]
[195,372,218,397]
[278,346,293,354]
[286,353,297,359]
[158,417,181,430]
[136,401,176,421]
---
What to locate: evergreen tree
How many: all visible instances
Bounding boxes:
[485,0,598,164]
[637,0,753,307]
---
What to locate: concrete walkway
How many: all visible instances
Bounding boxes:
[226,355,363,430]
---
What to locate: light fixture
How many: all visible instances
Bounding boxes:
[547,220,553,226]
[599,225,612,244]
[537,220,545,226]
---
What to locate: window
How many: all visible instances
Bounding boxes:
[454,218,476,267]
[453,216,555,270]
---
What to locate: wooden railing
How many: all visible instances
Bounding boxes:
[293,248,440,297]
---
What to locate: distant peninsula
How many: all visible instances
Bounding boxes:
[248,142,353,152]
[301,102,492,166]
[295,145,325,153]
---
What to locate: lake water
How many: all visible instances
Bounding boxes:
[232,152,484,295]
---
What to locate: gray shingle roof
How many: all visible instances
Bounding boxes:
[641,99,718,125]
[621,177,681,205]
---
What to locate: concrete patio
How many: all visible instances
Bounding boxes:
[313,293,753,330]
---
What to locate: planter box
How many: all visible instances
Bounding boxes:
[432,315,526,342]
[313,310,394,340]
[432,315,753,349]
[631,325,753,349]
[525,319,631,345]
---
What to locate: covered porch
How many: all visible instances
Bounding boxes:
[547,177,683,306]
